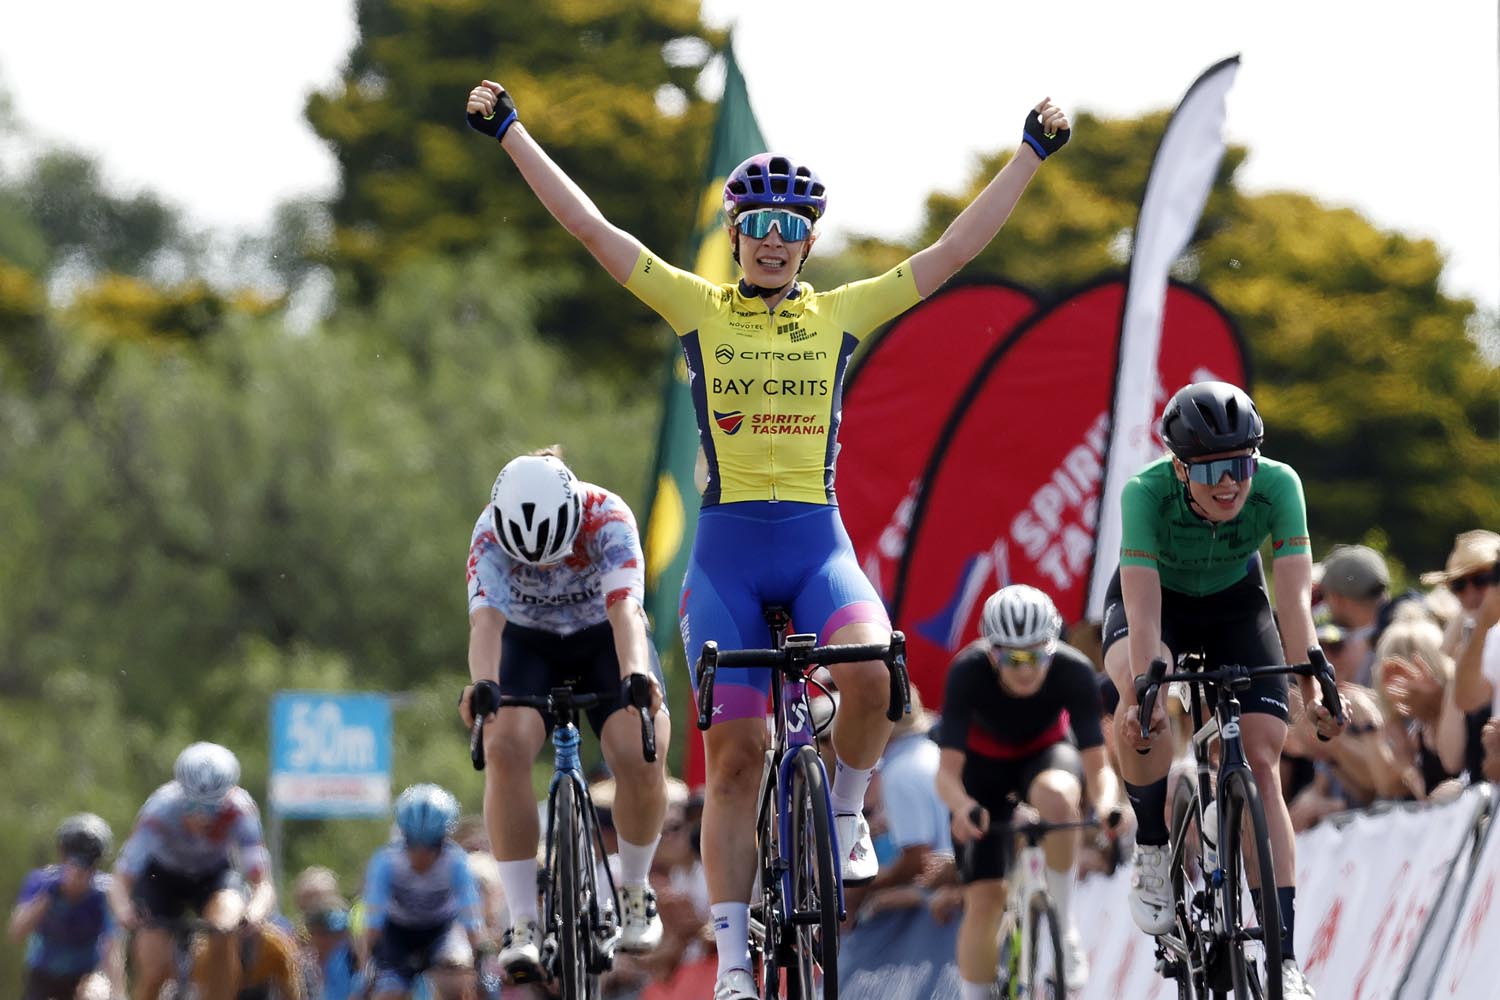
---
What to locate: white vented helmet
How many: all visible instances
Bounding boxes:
[980,584,1063,649]
[174,742,241,806]
[490,455,583,565]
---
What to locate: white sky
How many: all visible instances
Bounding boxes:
[2,1,1496,310]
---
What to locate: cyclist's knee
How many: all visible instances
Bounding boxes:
[826,661,888,717]
[485,708,546,770]
[1241,715,1287,776]
[963,879,1008,915]
[704,727,766,795]
[1029,772,1081,819]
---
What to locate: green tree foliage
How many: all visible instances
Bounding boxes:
[16,150,183,278]
[827,110,1499,571]
[303,0,723,363]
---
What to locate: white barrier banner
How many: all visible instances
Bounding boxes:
[1428,793,1500,998]
[1074,864,1165,999]
[1295,792,1483,998]
[1070,789,1488,1000]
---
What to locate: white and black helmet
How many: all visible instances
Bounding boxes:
[174,742,240,806]
[490,455,583,565]
[980,584,1063,649]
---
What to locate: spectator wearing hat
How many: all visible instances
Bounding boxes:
[1453,545,1500,723]
[1423,531,1500,656]
[1320,544,1424,686]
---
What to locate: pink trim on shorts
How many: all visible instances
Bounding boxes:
[819,600,891,645]
[709,682,772,725]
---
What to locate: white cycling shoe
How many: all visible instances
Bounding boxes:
[1280,958,1316,999]
[713,967,759,1000]
[616,884,663,953]
[834,812,878,885]
[1128,843,1174,935]
[497,919,543,981]
[1062,921,1089,989]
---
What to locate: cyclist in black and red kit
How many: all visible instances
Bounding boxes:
[935,584,1117,999]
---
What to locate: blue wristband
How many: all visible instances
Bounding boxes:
[493,109,518,142]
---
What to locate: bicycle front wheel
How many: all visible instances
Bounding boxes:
[555,779,600,999]
[1025,893,1067,1000]
[786,745,840,1000]
[1220,769,1282,1000]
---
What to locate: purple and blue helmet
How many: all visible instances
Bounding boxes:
[723,153,828,220]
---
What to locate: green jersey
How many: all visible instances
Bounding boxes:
[1119,456,1311,597]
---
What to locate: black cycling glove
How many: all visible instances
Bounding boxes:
[467,89,519,142]
[1021,108,1070,160]
[468,679,502,717]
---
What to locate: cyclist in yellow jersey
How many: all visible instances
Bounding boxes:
[466,76,1070,1000]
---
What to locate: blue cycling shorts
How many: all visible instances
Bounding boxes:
[681,501,889,723]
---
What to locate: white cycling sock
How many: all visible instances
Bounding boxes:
[1046,863,1076,930]
[616,834,659,888]
[711,902,752,978]
[498,859,540,924]
[830,760,874,816]
[960,979,994,1000]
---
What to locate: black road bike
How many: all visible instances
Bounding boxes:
[1137,649,1342,1000]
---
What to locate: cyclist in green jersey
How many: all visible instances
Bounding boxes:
[1101,381,1346,1000]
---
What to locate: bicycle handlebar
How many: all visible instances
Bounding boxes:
[694,632,910,731]
[468,681,656,770]
[1133,647,1345,755]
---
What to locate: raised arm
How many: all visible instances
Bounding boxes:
[908,99,1070,298]
[1453,585,1500,712]
[467,80,645,283]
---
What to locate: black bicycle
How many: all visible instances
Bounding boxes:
[470,679,655,1000]
[1136,648,1342,1000]
[695,607,910,1000]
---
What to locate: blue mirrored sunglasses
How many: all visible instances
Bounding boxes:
[1185,454,1258,485]
[734,208,814,242]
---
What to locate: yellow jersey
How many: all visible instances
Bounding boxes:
[626,250,921,506]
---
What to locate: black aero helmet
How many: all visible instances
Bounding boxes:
[1160,381,1264,460]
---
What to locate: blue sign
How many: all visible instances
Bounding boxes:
[270,692,392,818]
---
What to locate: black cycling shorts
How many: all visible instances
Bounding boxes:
[23,969,85,1000]
[133,862,238,925]
[499,620,666,737]
[1100,568,1289,722]
[957,741,1085,883]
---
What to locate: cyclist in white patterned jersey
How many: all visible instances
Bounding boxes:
[458,450,670,981]
[107,742,276,1000]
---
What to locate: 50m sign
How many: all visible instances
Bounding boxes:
[270,692,392,818]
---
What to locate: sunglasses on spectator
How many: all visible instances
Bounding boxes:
[734,208,814,242]
[1184,453,1258,485]
[992,646,1053,669]
[1450,564,1500,595]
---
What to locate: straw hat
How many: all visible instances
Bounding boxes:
[1419,530,1500,586]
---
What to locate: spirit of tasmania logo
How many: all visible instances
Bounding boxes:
[714,409,746,435]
